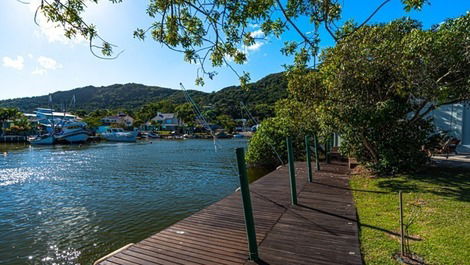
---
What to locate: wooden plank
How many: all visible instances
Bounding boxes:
[97,162,363,265]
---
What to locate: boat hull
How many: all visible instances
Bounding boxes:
[102,132,138,142]
[63,133,89,143]
[29,135,55,145]
[56,131,89,143]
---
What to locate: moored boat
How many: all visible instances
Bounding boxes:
[148,132,160,138]
[101,128,138,142]
[55,121,89,144]
[28,134,55,145]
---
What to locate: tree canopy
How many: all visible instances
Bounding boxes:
[288,14,470,173]
[35,0,427,85]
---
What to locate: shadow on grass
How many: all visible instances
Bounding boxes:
[297,204,421,241]
[376,166,470,202]
[312,181,392,194]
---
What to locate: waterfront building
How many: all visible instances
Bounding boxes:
[101,113,134,127]
[150,112,182,131]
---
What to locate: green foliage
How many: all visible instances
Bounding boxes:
[35,0,426,85]
[215,114,236,132]
[0,107,29,135]
[0,73,287,125]
[246,99,317,168]
[288,15,470,174]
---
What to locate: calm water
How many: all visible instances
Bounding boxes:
[0,139,263,265]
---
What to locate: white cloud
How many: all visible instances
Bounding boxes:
[250,29,265,39]
[37,56,62,70]
[29,0,86,45]
[243,30,267,52]
[245,41,264,51]
[2,56,24,70]
[32,68,47,76]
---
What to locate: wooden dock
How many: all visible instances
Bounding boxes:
[0,135,27,143]
[96,162,362,265]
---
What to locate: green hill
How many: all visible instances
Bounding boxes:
[0,72,287,118]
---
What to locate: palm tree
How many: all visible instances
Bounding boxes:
[0,108,22,135]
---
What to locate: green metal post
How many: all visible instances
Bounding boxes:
[305,135,313,183]
[399,191,405,257]
[286,137,298,205]
[313,134,320,171]
[235,148,259,261]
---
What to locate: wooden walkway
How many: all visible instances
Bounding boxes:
[96,162,362,265]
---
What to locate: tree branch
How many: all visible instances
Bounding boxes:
[275,0,319,47]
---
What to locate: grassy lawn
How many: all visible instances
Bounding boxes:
[350,166,470,265]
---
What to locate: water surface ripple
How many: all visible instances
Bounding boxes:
[0,139,247,264]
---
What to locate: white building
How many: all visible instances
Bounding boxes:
[150,112,181,131]
[431,102,470,153]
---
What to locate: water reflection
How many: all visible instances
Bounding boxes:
[0,139,271,265]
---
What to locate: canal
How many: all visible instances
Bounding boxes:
[0,139,269,265]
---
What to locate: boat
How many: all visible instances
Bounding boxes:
[215,130,230,139]
[101,128,138,142]
[55,121,89,144]
[137,131,148,139]
[28,134,55,145]
[148,132,160,138]
[233,133,245,138]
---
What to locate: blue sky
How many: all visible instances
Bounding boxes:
[0,0,468,100]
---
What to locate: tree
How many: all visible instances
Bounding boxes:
[289,15,470,174]
[175,103,196,127]
[246,99,318,168]
[0,108,23,135]
[35,0,427,85]
[0,108,30,135]
[215,114,236,132]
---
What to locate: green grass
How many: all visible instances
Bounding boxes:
[350,166,470,265]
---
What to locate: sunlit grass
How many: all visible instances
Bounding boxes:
[350,166,470,265]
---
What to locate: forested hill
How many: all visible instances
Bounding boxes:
[0,72,287,113]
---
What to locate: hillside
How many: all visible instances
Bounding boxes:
[0,72,288,117]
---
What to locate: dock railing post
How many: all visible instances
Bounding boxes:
[286,137,298,205]
[313,134,320,171]
[235,148,259,261]
[399,191,405,257]
[305,135,313,183]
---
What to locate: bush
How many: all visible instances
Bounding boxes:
[246,99,316,168]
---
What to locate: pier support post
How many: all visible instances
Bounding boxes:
[286,137,298,205]
[305,135,313,183]
[313,134,320,171]
[235,148,259,261]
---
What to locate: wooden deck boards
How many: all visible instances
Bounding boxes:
[96,162,362,265]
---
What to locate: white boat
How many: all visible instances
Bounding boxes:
[28,134,55,145]
[148,132,160,138]
[101,128,138,142]
[55,121,89,144]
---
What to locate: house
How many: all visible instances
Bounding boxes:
[150,112,181,131]
[101,113,134,127]
[431,102,470,153]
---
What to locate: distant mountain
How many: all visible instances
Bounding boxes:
[0,72,288,117]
